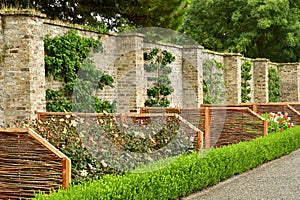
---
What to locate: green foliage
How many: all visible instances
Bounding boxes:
[46,89,72,112]
[203,59,225,104]
[3,0,189,31]
[44,30,114,113]
[34,126,300,199]
[181,0,300,63]
[144,48,175,107]
[268,66,281,102]
[241,60,252,103]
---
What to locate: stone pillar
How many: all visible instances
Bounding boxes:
[223,53,242,104]
[253,58,269,103]
[182,45,204,107]
[0,11,46,124]
[278,63,300,102]
[115,33,145,113]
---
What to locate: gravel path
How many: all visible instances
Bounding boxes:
[183,148,300,200]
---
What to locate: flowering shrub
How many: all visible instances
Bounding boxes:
[77,115,194,172]
[261,112,294,133]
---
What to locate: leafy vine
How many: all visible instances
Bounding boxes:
[44,30,115,113]
[143,48,175,107]
[268,66,281,102]
[241,60,252,103]
[203,59,225,104]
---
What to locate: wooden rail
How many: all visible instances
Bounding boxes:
[0,128,71,199]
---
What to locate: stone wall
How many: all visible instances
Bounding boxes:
[182,46,204,107]
[0,11,299,124]
[253,58,269,103]
[0,11,46,125]
[223,53,242,104]
[278,63,300,102]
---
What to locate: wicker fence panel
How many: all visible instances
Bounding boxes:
[288,103,300,112]
[0,128,71,200]
[140,107,267,149]
[208,108,266,148]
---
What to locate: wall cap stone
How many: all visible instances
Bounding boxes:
[203,49,225,56]
[223,52,242,57]
[277,62,300,66]
[241,57,254,61]
[44,19,107,36]
[144,40,184,49]
[117,33,145,38]
[182,45,204,50]
[0,10,46,18]
[253,58,270,62]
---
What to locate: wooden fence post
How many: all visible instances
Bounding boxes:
[253,104,257,113]
[263,120,268,136]
[204,107,211,149]
[197,131,203,151]
[62,157,71,189]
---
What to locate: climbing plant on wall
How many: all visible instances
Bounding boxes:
[268,66,281,102]
[241,60,252,103]
[44,30,115,113]
[143,48,175,107]
[203,59,225,104]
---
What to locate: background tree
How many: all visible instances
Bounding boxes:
[2,0,189,31]
[181,0,300,63]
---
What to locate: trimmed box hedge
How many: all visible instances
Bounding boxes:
[34,127,300,200]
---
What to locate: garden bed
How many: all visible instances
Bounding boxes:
[33,126,300,200]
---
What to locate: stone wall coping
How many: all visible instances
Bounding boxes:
[44,19,99,33]
[223,52,242,57]
[253,58,270,62]
[0,10,46,18]
[241,57,254,61]
[182,45,204,50]
[144,40,185,49]
[277,62,300,66]
[116,32,145,38]
[44,19,119,38]
[203,49,226,56]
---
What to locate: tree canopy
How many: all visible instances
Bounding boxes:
[181,0,300,63]
[3,0,299,62]
[2,0,189,30]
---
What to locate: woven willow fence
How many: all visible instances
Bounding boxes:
[37,112,203,151]
[140,107,267,148]
[202,102,300,126]
[0,128,71,199]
